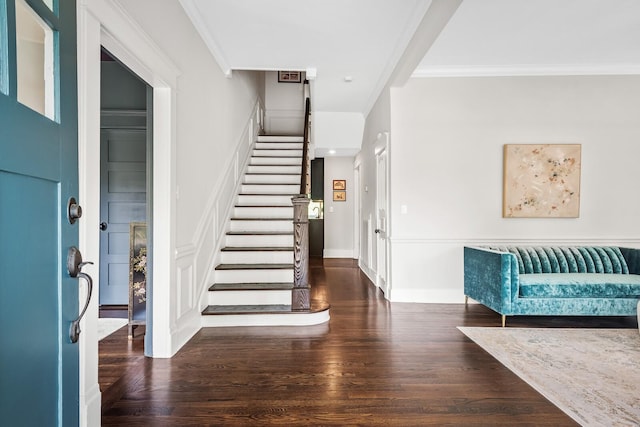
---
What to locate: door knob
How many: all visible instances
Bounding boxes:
[374,229,381,234]
[100,222,108,231]
[67,246,94,343]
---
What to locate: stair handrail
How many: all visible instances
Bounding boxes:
[300,80,311,196]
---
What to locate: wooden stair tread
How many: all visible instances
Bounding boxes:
[242,183,298,185]
[215,263,293,270]
[202,302,330,315]
[226,231,293,236]
[245,172,300,176]
[235,205,293,208]
[230,217,293,221]
[238,193,299,196]
[209,282,294,291]
[249,164,301,167]
[202,305,292,315]
[254,148,302,151]
[221,246,294,251]
[252,155,301,158]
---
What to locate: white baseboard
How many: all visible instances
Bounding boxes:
[323,249,354,258]
[359,263,376,284]
[168,310,201,358]
[389,288,464,304]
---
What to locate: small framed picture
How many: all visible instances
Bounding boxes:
[333,180,346,190]
[278,71,302,83]
[333,191,346,202]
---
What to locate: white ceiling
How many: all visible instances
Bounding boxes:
[415,0,640,76]
[179,0,432,114]
[179,0,640,116]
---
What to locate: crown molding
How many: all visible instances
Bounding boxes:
[412,64,640,78]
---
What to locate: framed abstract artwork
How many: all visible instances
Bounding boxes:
[503,144,581,218]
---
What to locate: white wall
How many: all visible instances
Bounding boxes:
[313,111,365,155]
[323,156,356,258]
[264,71,305,135]
[386,75,640,302]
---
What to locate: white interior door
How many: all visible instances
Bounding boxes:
[100,128,147,305]
[375,147,388,294]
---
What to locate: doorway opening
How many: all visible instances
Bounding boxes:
[97,47,153,345]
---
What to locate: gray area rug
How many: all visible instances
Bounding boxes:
[97,318,127,341]
[458,327,640,427]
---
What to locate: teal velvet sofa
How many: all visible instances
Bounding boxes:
[464,246,640,326]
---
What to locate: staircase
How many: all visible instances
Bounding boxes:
[201,135,329,327]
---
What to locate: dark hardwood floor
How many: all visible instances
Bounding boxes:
[100,258,637,426]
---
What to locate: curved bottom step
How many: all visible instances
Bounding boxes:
[201,303,330,327]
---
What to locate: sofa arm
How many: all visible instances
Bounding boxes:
[464,246,518,315]
[619,247,640,275]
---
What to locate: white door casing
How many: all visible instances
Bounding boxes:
[374,132,390,296]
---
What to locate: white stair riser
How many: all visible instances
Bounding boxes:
[247,165,301,174]
[230,220,293,232]
[256,142,303,150]
[251,157,302,166]
[201,310,330,327]
[220,250,293,264]
[234,206,293,218]
[215,269,293,284]
[226,234,293,247]
[208,290,291,306]
[244,174,300,184]
[241,184,299,194]
[237,194,293,205]
[253,149,302,158]
[257,136,303,143]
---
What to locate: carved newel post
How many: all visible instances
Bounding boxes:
[291,195,311,311]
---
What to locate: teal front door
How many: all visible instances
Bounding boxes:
[0,0,80,425]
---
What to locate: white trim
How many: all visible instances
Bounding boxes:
[412,64,640,78]
[80,0,180,363]
[178,0,232,77]
[323,249,355,258]
[390,288,462,304]
[390,237,640,246]
[77,7,102,425]
[352,163,360,267]
[359,262,376,286]
[201,310,330,328]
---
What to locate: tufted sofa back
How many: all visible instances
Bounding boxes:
[488,246,629,275]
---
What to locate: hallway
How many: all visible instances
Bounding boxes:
[100,258,580,426]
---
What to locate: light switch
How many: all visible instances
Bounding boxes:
[329,206,334,213]
[401,205,407,214]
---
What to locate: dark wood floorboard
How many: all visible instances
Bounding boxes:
[100,258,637,426]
